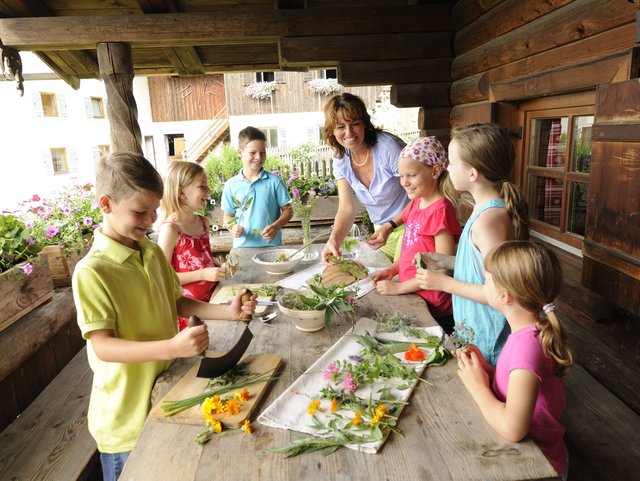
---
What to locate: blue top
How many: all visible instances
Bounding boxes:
[332,131,408,225]
[452,198,510,366]
[221,168,291,248]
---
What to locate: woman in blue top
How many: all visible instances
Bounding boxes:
[321,93,409,263]
[415,124,529,365]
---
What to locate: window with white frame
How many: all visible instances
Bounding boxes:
[50,148,68,174]
[260,127,279,147]
[41,93,58,117]
[255,71,275,82]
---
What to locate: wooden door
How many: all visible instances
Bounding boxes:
[582,79,640,316]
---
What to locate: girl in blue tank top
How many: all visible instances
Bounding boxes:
[415,123,529,365]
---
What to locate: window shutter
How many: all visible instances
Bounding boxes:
[277,127,287,148]
[275,71,286,84]
[67,148,78,173]
[42,150,54,176]
[306,126,317,144]
[84,97,94,118]
[303,71,314,82]
[242,73,253,86]
[57,94,68,117]
[32,92,44,117]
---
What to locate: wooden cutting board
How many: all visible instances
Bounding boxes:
[209,284,275,315]
[150,353,282,428]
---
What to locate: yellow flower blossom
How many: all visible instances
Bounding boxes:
[330,398,338,413]
[241,419,252,434]
[210,419,222,433]
[307,400,321,415]
[375,404,388,417]
[237,388,250,402]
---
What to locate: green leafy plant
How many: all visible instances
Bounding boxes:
[225,194,254,228]
[0,213,42,274]
[374,312,439,341]
[446,318,475,350]
[278,284,359,328]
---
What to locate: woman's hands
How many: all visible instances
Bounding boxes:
[366,223,393,250]
[322,238,342,264]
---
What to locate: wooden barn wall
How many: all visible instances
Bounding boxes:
[224,72,383,116]
[148,75,226,122]
[448,0,640,411]
[449,0,638,127]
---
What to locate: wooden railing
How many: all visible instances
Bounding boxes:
[267,144,334,177]
[184,106,229,163]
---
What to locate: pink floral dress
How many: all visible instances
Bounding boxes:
[166,216,217,330]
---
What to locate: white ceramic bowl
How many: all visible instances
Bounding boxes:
[251,248,305,275]
[277,300,326,332]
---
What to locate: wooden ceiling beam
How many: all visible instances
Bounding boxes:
[339,57,451,86]
[0,5,446,51]
[281,32,451,66]
[390,82,451,108]
[136,0,205,76]
[34,52,80,89]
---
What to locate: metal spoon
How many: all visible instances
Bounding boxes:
[254,312,277,323]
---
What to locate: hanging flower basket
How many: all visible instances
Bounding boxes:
[244,81,278,100]
[307,78,343,96]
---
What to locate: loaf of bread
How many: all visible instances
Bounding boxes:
[309,258,368,288]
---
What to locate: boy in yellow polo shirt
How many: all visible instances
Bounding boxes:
[72,152,256,481]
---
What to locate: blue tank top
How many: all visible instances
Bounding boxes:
[452,199,510,366]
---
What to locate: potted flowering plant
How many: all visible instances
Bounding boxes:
[307,78,343,96]
[0,213,53,332]
[18,184,102,286]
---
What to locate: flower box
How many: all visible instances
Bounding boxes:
[41,245,87,287]
[289,196,366,224]
[0,254,54,332]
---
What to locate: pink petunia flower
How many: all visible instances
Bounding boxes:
[20,263,33,276]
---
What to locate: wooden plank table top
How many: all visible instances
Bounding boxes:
[122,244,559,481]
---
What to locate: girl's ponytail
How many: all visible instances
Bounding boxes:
[438,171,459,211]
[485,241,573,377]
[538,305,573,377]
[501,181,529,240]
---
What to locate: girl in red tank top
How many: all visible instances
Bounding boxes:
[157,161,227,330]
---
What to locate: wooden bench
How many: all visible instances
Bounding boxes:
[0,288,99,481]
[0,346,99,481]
[562,363,640,480]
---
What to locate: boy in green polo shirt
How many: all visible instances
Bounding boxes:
[72,152,256,481]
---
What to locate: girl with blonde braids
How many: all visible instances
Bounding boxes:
[416,123,529,364]
[456,240,572,480]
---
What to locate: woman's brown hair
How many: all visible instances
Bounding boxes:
[322,93,381,157]
[485,241,573,376]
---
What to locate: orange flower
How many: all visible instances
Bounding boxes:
[240,388,250,402]
[330,398,338,413]
[225,398,241,415]
[307,400,321,415]
[404,343,426,362]
[352,411,362,426]
[241,419,252,434]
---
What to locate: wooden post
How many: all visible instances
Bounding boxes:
[96,42,142,154]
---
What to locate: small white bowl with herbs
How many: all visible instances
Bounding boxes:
[252,248,305,275]
[276,283,359,332]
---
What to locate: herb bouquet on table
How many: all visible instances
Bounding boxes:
[259,316,452,457]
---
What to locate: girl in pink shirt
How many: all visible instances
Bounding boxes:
[372,136,461,331]
[456,241,573,479]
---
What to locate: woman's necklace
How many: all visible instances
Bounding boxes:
[350,147,370,167]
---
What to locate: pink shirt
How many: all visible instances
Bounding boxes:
[493,325,567,476]
[399,197,461,317]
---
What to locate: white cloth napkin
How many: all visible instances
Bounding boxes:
[276,263,382,299]
[258,318,444,453]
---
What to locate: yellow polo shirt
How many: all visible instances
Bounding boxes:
[72,229,182,453]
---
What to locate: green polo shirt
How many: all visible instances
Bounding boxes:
[72,229,183,453]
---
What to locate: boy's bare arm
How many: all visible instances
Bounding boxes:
[261,203,293,240]
[88,325,209,363]
[177,290,257,321]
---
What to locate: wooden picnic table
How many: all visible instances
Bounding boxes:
[121,244,560,481]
